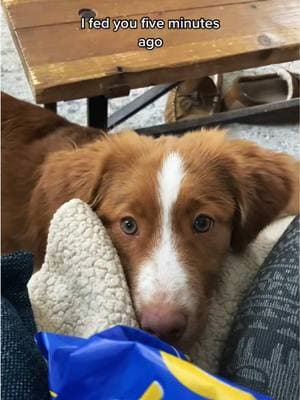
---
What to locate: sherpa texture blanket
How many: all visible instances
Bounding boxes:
[28,199,293,372]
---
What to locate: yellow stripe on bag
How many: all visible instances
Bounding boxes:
[161,351,256,400]
[140,380,164,400]
[49,390,58,398]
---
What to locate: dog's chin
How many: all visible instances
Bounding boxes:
[168,330,200,355]
[170,311,208,354]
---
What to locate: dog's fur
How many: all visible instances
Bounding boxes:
[2,91,299,349]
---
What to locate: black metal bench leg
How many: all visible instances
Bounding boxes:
[137,98,300,137]
[44,103,57,113]
[88,95,108,129]
[107,83,178,130]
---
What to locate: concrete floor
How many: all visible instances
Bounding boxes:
[1,8,299,157]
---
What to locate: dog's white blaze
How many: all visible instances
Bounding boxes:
[136,152,192,311]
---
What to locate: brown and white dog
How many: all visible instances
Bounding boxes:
[2,92,299,350]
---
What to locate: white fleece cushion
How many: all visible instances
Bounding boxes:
[28,199,293,372]
[28,199,137,337]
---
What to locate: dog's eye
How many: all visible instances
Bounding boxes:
[193,214,214,233]
[120,217,138,235]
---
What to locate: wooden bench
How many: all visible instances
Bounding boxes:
[2,0,300,131]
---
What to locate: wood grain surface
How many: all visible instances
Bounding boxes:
[3,0,300,103]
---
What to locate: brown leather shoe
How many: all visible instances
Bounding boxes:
[223,68,300,110]
[165,75,223,123]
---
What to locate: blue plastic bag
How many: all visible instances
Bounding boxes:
[36,325,272,400]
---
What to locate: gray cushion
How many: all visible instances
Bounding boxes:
[1,251,49,400]
[219,216,299,400]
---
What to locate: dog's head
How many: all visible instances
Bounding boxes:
[32,129,298,350]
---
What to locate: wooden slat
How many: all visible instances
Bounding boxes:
[4,0,261,28]
[10,1,300,66]
[32,29,299,103]
[3,0,300,103]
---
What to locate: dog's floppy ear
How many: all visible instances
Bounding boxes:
[27,141,111,265]
[224,140,299,252]
[32,143,109,211]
